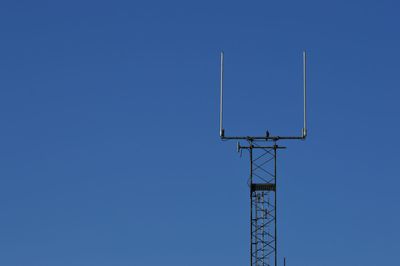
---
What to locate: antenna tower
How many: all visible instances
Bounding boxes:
[219,51,308,266]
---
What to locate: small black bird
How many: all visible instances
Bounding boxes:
[266,130,270,138]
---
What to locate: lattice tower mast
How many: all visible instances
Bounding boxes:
[219,51,308,266]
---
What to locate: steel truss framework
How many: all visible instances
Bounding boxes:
[219,52,308,266]
[239,142,286,266]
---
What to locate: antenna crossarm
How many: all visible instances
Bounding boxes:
[221,135,305,141]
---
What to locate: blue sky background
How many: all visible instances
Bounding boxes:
[0,1,399,265]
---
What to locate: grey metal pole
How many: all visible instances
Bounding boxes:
[220,52,224,137]
[303,51,307,138]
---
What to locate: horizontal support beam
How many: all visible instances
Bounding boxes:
[238,144,286,150]
[251,183,276,192]
[222,135,305,141]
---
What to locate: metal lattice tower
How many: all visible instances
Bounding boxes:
[219,51,308,266]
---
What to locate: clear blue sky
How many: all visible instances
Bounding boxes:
[0,1,399,265]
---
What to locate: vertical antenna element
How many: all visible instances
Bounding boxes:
[220,51,224,137]
[302,51,307,138]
